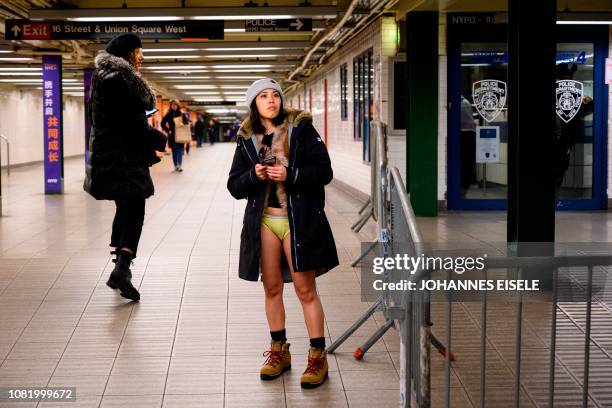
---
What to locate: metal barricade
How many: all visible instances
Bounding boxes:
[387,166,612,407]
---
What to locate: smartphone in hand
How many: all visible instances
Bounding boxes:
[261,155,276,165]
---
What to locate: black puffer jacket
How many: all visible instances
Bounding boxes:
[227,108,339,282]
[84,52,166,200]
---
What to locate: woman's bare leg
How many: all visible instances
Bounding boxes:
[261,225,285,331]
[282,236,324,338]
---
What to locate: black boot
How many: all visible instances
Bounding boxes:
[106,250,140,301]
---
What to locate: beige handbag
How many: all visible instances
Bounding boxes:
[173,116,192,144]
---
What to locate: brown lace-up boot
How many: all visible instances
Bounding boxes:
[260,341,291,380]
[300,347,328,389]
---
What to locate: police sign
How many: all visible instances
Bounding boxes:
[555,80,583,123]
[245,19,312,32]
[5,19,224,40]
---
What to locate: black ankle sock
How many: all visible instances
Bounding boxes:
[310,337,326,349]
[270,329,287,343]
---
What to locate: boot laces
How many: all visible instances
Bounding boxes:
[305,354,324,374]
[263,349,284,367]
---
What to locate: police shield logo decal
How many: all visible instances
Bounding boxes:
[472,80,507,123]
[556,80,583,123]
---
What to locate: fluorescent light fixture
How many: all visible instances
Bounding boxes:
[224,28,246,33]
[70,16,182,22]
[184,91,222,95]
[0,79,41,83]
[206,47,281,51]
[194,15,293,20]
[0,51,13,54]
[144,48,198,52]
[0,57,33,61]
[220,85,249,89]
[63,79,78,83]
[163,76,211,79]
[174,85,217,89]
[194,98,228,102]
[144,65,206,70]
[145,69,209,74]
[143,55,200,59]
[213,69,271,73]
[206,54,277,58]
[206,109,231,113]
[556,20,612,25]
[65,92,85,96]
[213,64,272,69]
[222,91,247,94]
[0,67,40,71]
[0,72,41,76]
[216,76,268,80]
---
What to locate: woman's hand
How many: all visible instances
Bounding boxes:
[255,164,268,180]
[266,164,287,181]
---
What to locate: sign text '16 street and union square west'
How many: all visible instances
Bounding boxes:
[5,19,224,40]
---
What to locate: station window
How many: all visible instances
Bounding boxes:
[340,63,348,121]
[353,48,374,162]
[393,61,407,130]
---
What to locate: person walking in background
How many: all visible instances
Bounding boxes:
[161,100,188,172]
[84,33,167,302]
[227,78,339,389]
[194,113,207,148]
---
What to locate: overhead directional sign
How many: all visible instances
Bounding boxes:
[245,18,312,32]
[4,19,224,40]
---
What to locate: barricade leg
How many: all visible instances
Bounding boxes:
[351,207,372,232]
[354,318,395,360]
[327,297,383,354]
[351,239,378,267]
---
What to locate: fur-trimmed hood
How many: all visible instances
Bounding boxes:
[94,52,156,110]
[237,108,312,139]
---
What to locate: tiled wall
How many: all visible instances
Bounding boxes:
[286,17,406,196]
[438,14,448,203]
[0,87,85,166]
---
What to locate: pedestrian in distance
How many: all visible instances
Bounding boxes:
[161,100,189,172]
[227,78,339,389]
[194,113,207,148]
[84,33,167,302]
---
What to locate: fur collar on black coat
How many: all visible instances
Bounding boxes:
[94,52,156,110]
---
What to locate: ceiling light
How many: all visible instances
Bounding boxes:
[206,54,276,58]
[163,76,211,79]
[194,15,293,20]
[70,16,182,22]
[216,76,269,80]
[144,48,198,52]
[0,79,41,83]
[556,20,612,24]
[213,64,272,69]
[184,91,222,95]
[206,47,281,51]
[144,65,207,70]
[212,69,272,73]
[220,85,249,89]
[0,57,33,61]
[0,67,40,71]
[0,72,41,76]
[145,69,209,74]
[224,29,246,33]
[174,85,217,89]
[143,55,200,59]
[0,51,13,54]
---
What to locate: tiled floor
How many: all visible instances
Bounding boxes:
[1,144,612,407]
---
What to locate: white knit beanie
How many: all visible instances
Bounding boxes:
[245,78,284,109]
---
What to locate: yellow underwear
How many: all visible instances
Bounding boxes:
[261,213,290,241]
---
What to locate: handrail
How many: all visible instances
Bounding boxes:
[0,135,9,176]
[389,166,423,244]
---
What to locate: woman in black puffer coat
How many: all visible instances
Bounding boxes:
[84,33,166,301]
